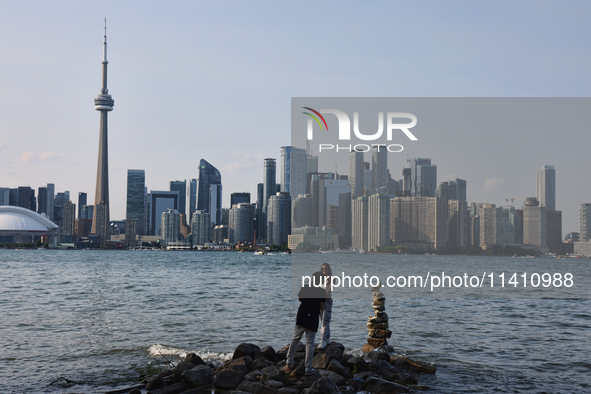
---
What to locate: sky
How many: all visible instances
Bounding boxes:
[1,1,590,233]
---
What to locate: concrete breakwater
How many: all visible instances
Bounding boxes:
[109,342,436,394]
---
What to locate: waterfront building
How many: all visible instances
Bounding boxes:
[436,179,467,201]
[546,210,563,254]
[352,197,369,252]
[189,179,198,215]
[197,159,222,221]
[349,151,364,199]
[229,203,255,244]
[0,206,59,245]
[579,203,591,242]
[337,192,352,248]
[37,187,47,215]
[80,205,94,221]
[292,194,314,230]
[448,200,469,248]
[318,179,350,227]
[288,226,338,251]
[261,158,276,241]
[148,191,179,236]
[537,165,556,211]
[213,225,229,243]
[390,197,447,250]
[77,193,87,220]
[46,184,55,221]
[16,186,36,211]
[161,209,181,247]
[91,22,115,246]
[63,200,76,237]
[126,170,146,235]
[371,146,387,192]
[280,146,306,200]
[523,197,547,249]
[231,192,250,206]
[267,192,291,246]
[411,158,437,197]
[191,210,211,246]
[170,180,187,215]
[368,194,390,252]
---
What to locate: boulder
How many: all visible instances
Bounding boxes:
[290,361,306,379]
[310,376,340,394]
[321,344,344,362]
[234,343,263,360]
[391,356,436,374]
[368,316,388,324]
[229,356,254,374]
[265,380,284,389]
[345,356,369,373]
[237,381,281,394]
[301,372,321,388]
[186,353,205,366]
[146,381,190,394]
[260,365,286,383]
[301,389,320,394]
[326,359,350,379]
[145,373,165,391]
[374,311,388,319]
[361,376,411,394]
[362,344,376,353]
[368,360,417,385]
[182,365,213,387]
[353,371,380,380]
[311,353,332,369]
[173,361,196,382]
[367,322,389,330]
[261,346,279,362]
[214,369,244,389]
[318,370,346,386]
[253,358,273,370]
[278,388,301,394]
[365,350,390,362]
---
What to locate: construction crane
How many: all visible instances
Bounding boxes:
[505,198,516,206]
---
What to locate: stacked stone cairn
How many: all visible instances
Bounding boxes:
[363,282,392,353]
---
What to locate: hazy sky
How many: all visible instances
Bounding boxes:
[1,1,590,232]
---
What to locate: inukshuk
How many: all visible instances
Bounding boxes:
[363,282,392,352]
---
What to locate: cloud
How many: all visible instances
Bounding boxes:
[0,142,7,152]
[482,178,507,193]
[21,152,35,162]
[18,151,69,166]
[222,153,265,174]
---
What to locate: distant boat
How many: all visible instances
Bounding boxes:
[254,250,268,255]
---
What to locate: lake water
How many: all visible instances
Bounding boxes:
[1,250,590,393]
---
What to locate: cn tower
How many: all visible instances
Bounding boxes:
[91,19,115,245]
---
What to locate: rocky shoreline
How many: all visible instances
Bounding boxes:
[108,342,436,394]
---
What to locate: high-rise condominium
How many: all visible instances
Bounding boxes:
[280,146,306,200]
[126,170,146,235]
[349,151,364,199]
[411,158,437,197]
[372,146,387,192]
[197,159,222,225]
[537,165,556,211]
[170,180,187,215]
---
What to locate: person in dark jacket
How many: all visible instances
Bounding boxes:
[285,271,326,375]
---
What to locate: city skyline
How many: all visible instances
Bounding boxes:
[1,3,590,233]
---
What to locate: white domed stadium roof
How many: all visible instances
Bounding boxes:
[0,206,59,232]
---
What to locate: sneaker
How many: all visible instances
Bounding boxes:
[317,339,327,349]
[325,338,331,345]
[305,367,317,376]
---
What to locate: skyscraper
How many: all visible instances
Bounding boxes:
[46,183,55,221]
[91,20,114,245]
[580,203,591,242]
[197,159,221,221]
[149,191,179,236]
[126,170,146,235]
[349,151,364,199]
[191,210,211,246]
[77,192,87,219]
[267,192,291,245]
[189,179,197,215]
[537,165,556,211]
[411,158,437,197]
[229,203,255,244]
[231,192,251,207]
[261,158,276,241]
[170,180,187,215]
[371,146,387,192]
[368,194,390,252]
[280,146,306,200]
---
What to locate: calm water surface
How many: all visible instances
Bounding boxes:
[0,250,590,393]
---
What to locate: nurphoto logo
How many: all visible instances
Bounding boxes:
[302,107,418,153]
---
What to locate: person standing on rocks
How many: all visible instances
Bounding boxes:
[285,271,326,376]
[317,263,333,350]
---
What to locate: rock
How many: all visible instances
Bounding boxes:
[214,369,244,389]
[345,356,369,373]
[245,372,260,382]
[311,353,332,369]
[254,358,273,370]
[340,386,356,394]
[173,361,196,382]
[366,350,390,362]
[310,376,340,394]
[373,292,385,298]
[320,344,344,362]
[367,322,389,330]
[278,388,301,394]
[266,380,284,389]
[129,389,141,394]
[290,360,306,379]
[186,353,205,366]
[146,374,166,391]
[367,338,388,348]
[261,346,279,362]
[260,365,286,383]
[391,356,436,374]
[367,329,392,339]
[276,349,287,362]
[368,360,417,385]
[327,359,350,379]
[353,371,380,380]
[372,304,386,311]
[362,344,376,353]
[318,369,346,386]
[237,381,281,394]
[234,343,263,360]
[374,311,388,319]
[372,300,385,307]
[229,356,254,374]
[361,376,411,394]
[182,365,213,387]
[301,372,321,388]
[368,316,388,324]
[301,389,320,394]
[146,381,190,394]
